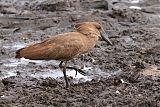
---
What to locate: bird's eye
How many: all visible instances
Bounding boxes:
[95,24,101,30]
[97,26,101,30]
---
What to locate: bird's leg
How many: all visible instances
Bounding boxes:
[66,66,87,76]
[59,61,63,68]
[59,61,87,76]
[62,61,70,88]
[80,54,85,69]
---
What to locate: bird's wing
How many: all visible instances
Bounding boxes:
[16,32,84,60]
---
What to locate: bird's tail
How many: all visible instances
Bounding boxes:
[15,48,24,58]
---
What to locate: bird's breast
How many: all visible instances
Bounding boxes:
[80,35,99,54]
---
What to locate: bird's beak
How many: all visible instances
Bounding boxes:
[100,30,113,46]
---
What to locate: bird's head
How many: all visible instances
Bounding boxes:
[75,22,113,45]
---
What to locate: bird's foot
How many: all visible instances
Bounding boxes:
[65,82,70,88]
[59,61,87,78]
[66,66,87,76]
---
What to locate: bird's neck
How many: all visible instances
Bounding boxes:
[76,26,100,38]
[78,28,100,44]
[79,30,99,54]
[76,26,100,51]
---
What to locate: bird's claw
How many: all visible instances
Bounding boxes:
[77,69,87,76]
[66,66,87,76]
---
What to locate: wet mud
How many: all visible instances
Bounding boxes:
[0,0,160,106]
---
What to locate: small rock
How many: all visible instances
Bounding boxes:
[1,7,20,14]
[0,95,5,98]
[80,0,108,10]
[120,79,125,83]
[35,0,70,11]
[40,77,58,88]
[115,90,120,94]
[0,80,5,92]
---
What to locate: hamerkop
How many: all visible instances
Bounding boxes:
[16,22,112,87]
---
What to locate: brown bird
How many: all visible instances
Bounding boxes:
[16,22,112,87]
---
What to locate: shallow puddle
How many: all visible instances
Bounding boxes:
[2,58,51,67]
[129,6,142,9]
[1,61,93,82]
[2,42,27,50]
[0,70,17,80]
[31,68,93,83]
[3,58,28,67]
[130,0,141,4]
[1,57,122,83]
[31,66,121,83]
[129,0,142,9]
[118,0,160,10]
[1,58,91,80]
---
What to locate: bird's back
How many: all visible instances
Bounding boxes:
[16,32,86,60]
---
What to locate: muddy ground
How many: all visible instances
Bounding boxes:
[0,0,160,106]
